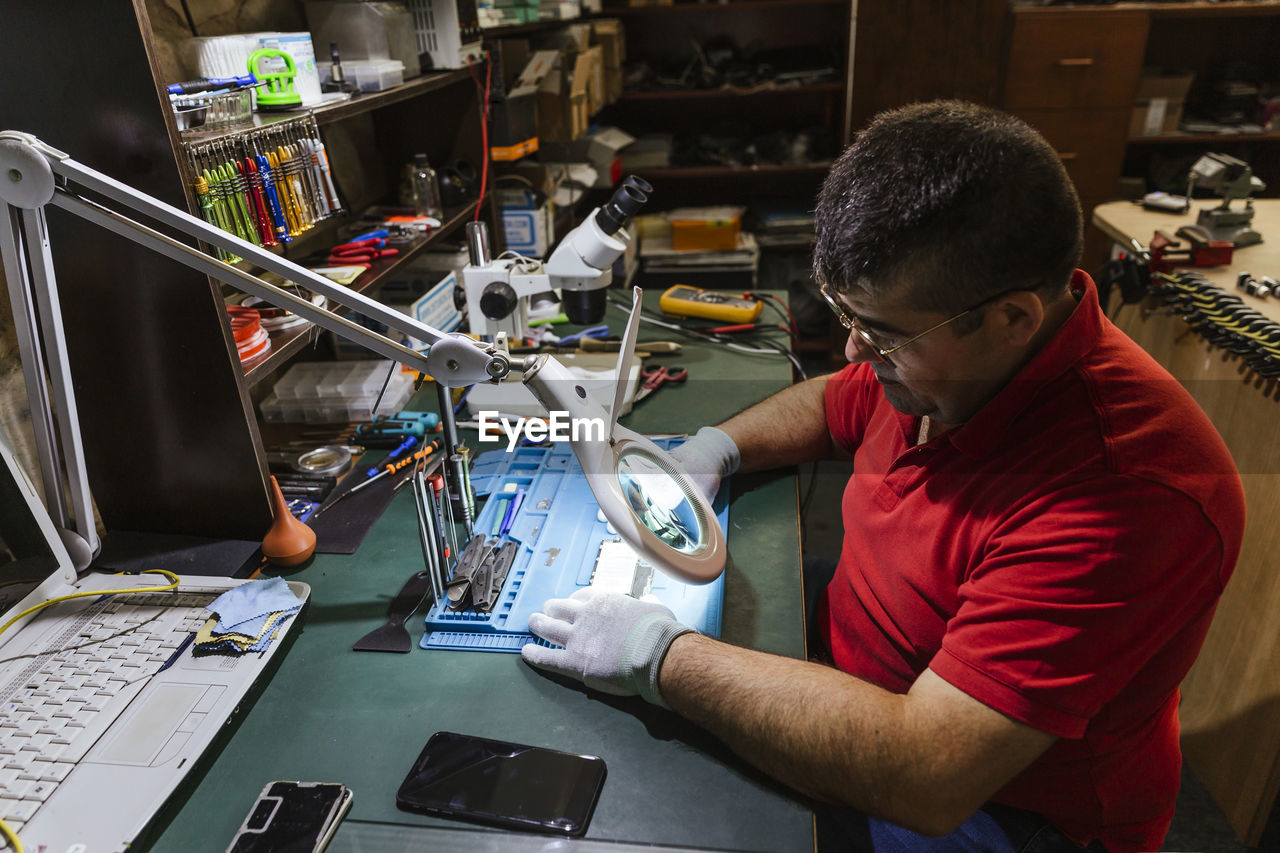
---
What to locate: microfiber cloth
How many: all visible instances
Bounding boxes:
[210,576,304,634]
[196,610,296,651]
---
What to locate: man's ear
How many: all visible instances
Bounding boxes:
[987,291,1044,347]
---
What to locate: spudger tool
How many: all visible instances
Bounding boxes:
[352,570,435,653]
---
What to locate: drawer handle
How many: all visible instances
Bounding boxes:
[1058,152,1079,161]
[1056,57,1095,67]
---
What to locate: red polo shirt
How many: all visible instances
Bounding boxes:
[819,272,1243,852]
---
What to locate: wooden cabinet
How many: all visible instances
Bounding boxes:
[0,0,494,540]
[1004,12,1149,112]
[1002,9,1148,269]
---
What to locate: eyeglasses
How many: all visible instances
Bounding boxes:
[819,282,988,360]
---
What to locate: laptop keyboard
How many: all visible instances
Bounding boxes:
[0,591,213,845]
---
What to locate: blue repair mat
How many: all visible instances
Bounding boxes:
[420,440,727,652]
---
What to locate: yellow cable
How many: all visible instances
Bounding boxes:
[0,816,22,853]
[0,570,180,641]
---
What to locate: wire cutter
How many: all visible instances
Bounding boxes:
[633,365,688,404]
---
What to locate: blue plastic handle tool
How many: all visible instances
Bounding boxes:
[349,228,390,243]
[255,154,292,243]
[366,435,418,477]
[499,488,526,537]
[389,410,441,429]
[556,325,610,347]
[166,74,257,95]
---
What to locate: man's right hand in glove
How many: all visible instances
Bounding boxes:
[666,426,740,502]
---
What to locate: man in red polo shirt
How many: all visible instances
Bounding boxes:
[521,101,1244,852]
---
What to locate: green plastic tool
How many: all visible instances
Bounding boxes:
[247,48,302,111]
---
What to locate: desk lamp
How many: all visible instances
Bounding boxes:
[0,131,725,584]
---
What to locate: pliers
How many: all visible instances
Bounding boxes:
[327,237,400,265]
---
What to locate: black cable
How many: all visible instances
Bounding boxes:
[178,0,198,36]
[798,460,822,550]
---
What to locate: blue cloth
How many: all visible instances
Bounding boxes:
[210,576,304,634]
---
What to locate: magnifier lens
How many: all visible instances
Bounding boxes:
[615,450,703,555]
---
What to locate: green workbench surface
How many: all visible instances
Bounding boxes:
[149,291,811,851]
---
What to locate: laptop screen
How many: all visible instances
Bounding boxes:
[0,441,64,613]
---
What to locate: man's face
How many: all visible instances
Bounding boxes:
[834,284,1007,427]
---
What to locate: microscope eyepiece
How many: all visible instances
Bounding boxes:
[597,175,652,236]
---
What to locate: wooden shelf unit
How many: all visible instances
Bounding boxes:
[594,0,853,210]
[0,0,495,542]
[617,81,843,101]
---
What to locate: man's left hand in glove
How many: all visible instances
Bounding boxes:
[521,588,694,708]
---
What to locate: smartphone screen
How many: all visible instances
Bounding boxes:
[396,731,607,836]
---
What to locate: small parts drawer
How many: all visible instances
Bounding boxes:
[1004,11,1149,111]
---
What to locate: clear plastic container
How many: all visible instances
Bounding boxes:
[262,360,414,423]
[317,59,404,92]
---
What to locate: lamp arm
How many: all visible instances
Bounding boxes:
[0,131,509,386]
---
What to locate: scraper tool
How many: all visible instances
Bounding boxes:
[353,570,434,652]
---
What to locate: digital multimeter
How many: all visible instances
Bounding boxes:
[659,285,763,324]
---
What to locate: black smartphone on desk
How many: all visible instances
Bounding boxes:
[396,731,607,836]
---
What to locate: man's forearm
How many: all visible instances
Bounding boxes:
[658,633,925,827]
[716,376,837,472]
[657,634,1047,836]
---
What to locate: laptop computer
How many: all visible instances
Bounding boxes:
[0,427,309,851]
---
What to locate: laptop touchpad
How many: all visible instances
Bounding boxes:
[89,683,210,766]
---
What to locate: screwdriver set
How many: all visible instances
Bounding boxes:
[182,115,343,262]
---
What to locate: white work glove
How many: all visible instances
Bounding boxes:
[521,588,695,708]
[666,426,740,502]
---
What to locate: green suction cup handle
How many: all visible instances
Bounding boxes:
[248,48,302,109]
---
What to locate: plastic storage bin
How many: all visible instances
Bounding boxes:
[318,59,404,92]
[260,360,415,423]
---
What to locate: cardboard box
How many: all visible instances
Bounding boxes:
[590,19,625,103]
[539,126,635,188]
[537,49,591,141]
[1130,71,1194,137]
[494,49,558,150]
[580,45,605,116]
[668,206,745,252]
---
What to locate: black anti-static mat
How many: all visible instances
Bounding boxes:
[309,454,446,554]
[309,467,403,554]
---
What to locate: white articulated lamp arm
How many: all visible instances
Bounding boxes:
[0,130,508,568]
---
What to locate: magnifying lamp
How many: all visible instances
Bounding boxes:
[521,285,726,584]
[0,131,726,584]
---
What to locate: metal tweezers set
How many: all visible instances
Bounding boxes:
[181,115,342,263]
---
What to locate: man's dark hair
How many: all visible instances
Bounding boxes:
[812,100,1082,320]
